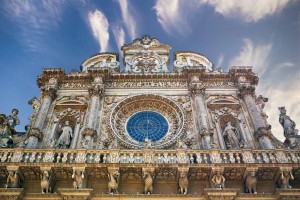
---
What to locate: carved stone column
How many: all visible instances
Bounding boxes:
[255,127,275,149]
[82,77,104,149]
[26,80,57,149]
[190,85,214,149]
[239,86,266,130]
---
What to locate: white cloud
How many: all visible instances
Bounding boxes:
[216,54,224,67]
[3,0,65,51]
[229,39,272,76]
[197,0,293,22]
[276,62,295,68]
[116,0,138,40]
[154,0,191,35]
[88,9,110,52]
[112,25,125,50]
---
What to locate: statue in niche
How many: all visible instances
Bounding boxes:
[222,122,244,149]
[279,171,294,189]
[211,171,225,189]
[57,121,73,149]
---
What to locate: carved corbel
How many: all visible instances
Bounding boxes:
[243,168,258,194]
[178,167,189,194]
[72,167,85,189]
[142,167,154,194]
[278,167,294,189]
[40,166,55,194]
[210,167,225,189]
[107,167,120,194]
[6,166,22,188]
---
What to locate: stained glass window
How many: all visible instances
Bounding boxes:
[126,111,168,142]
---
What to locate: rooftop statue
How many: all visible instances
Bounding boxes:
[278,106,300,149]
[0,109,20,148]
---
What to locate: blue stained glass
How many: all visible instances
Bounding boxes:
[126,111,168,142]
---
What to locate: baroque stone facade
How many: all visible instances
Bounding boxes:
[0,36,299,199]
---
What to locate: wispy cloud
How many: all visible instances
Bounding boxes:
[112,25,125,50]
[88,9,110,52]
[276,62,295,68]
[216,54,224,67]
[197,0,293,22]
[154,0,191,35]
[116,0,138,40]
[154,0,293,35]
[2,0,65,51]
[229,39,272,76]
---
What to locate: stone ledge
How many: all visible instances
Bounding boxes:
[23,193,61,200]
[204,188,239,200]
[92,193,206,200]
[0,188,24,200]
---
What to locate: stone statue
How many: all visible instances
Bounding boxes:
[3,109,20,136]
[279,171,294,189]
[279,107,298,137]
[72,170,84,189]
[222,122,243,149]
[143,171,153,194]
[6,171,20,188]
[57,121,73,149]
[278,107,300,148]
[108,170,119,194]
[178,172,188,194]
[245,171,257,194]
[211,171,225,189]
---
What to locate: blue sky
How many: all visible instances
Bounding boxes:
[0,0,299,141]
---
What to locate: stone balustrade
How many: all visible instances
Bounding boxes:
[0,148,299,165]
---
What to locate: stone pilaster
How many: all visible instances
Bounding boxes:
[239,85,266,130]
[190,84,214,149]
[80,77,104,148]
[26,80,57,149]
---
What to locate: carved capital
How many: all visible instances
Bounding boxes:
[199,129,214,137]
[82,128,95,137]
[189,84,205,97]
[255,127,273,140]
[41,86,57,100]
[88,83,103,97]
[238,85,255,98]
[27,127,41,139]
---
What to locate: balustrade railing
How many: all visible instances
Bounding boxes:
[0,148,299,165]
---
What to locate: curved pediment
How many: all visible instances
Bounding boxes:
[174,52,213,72]
[81,53,119,72]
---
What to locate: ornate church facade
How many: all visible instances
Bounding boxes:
[0,36,299,200]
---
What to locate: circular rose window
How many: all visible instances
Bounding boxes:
[109,94,186,149]
[127,111,168,142]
